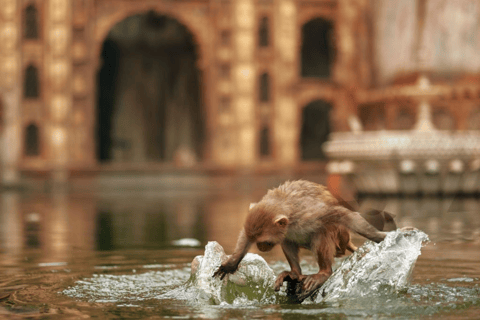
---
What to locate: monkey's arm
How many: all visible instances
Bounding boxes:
[274,240,304,291]
[213,229,252,280]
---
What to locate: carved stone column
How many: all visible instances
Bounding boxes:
[46,0,72,182]
[0,0,21,185]
[234,0,256,166]
[273,0,297,165]
[333,0,360,132]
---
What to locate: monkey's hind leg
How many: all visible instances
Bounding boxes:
[346,240,357,252]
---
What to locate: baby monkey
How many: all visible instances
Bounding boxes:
[213,180,391,295]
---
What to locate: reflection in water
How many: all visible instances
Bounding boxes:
[0,190,479,319]
[358,196,480,242]
[96,211,114,251]
[0,192,21,268]
[0,191,479,260]
[25,212,41,248]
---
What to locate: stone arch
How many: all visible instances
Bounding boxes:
[300,17,335,78]
[300,100,332,160]
[24,123,40,157]
[94,5,209,69]
[296,82,335,109]
[95,10,205,164]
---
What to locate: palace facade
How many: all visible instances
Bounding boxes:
[1,0,480,185]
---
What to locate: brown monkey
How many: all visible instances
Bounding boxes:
[213,180,389,295]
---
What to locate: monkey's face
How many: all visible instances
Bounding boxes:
[256,241,276,252]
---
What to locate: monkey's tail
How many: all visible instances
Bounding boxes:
[335,206,387,243]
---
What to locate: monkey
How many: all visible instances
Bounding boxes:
[213,180,393,296]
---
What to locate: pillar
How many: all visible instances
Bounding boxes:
[0,0,21,185]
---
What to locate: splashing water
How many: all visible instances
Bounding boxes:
[62,229,480,316]
[159,241,278,305]
[315,229,430,303]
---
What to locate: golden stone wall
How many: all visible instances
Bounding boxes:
[0,0,20,183]
[1,0,353,180]
[274,0,297,165]
[47,0,72,171]
[6,0,476,181]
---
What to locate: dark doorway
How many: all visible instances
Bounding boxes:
[300,100,331,160]
[97,39,120,161]
[301,18,334,78]
[96,211,114,251]
[96,11,204,163]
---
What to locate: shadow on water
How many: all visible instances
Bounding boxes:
[0,190,479,319]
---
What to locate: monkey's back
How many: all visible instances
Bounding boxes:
[266,180,338,208]
[261,180,347,247]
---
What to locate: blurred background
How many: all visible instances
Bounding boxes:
[0,0,480,255]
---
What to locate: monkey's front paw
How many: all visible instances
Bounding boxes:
[274,271,305,291]
[302,272,330,292]
[294,273,330,302]
[212,262,238,280]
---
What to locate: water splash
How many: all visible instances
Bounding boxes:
[315,229,430,302]
[159,241,278,305]
[61,229,480,317]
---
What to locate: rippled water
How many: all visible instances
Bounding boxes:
[1,191,479,319]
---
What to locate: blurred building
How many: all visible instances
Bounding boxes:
[1,0,480,188]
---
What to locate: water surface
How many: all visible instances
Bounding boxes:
[0,190,479,319]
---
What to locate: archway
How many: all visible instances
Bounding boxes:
[300,100,332,160]
[96,11,204,164]
[300,18,334,79]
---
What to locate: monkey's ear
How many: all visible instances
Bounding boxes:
[274,216,289,228]
[249,202,257,210]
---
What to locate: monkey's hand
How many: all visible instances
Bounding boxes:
[296,272,330,301]
[302,272,329,292]
[274,271,305,291]
[212,260,238,280]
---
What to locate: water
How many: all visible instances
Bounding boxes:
[1,190,480,319]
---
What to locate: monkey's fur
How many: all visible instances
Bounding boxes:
[213,180,393,299]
